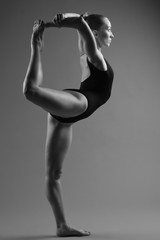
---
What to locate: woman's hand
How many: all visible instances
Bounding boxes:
[52,14,64,27]
[44,14,65,29]
[52,13,82,29]
[45,12,88,29]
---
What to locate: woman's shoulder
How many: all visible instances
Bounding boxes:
[88,51,108,71]
[80,53,108,72]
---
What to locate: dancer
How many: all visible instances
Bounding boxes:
[23,13,114,237]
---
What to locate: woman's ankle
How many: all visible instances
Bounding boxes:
[57,222,68,229]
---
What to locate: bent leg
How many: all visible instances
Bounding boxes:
[25,87,88,118]
[23,20,88,118]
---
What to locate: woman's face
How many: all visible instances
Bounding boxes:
[96,18,114,48]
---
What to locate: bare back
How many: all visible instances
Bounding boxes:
[77,29,107,73]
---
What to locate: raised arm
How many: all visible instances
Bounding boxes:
[77,30,85,56]
[45,13,103,62]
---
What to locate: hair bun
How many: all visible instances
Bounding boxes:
[80,12,89,20]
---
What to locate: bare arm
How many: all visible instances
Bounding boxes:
[45,13,101,61]
[77,30,85,56]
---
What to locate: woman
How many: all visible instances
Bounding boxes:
[23,13,114,237]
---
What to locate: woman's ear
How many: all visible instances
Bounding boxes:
[92,30,98,38]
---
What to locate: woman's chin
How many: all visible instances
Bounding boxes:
[105,42,111,47]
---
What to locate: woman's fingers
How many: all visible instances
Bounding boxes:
[52,14,64,26]
[57,14,63,23]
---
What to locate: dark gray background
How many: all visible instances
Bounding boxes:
[1,0,160,239]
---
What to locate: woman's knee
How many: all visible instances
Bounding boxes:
[53,168,63,180]
[46,168,63,184]
[45,168,63,197]
[23,83,38,101]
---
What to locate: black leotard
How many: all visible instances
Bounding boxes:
[50,57,114,123]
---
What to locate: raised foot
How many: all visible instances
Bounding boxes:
[32,20,45,51]
[56,224,91,237]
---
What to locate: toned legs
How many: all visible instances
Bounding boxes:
[45,114,72,228]
[45,114,90,237]
[24,20,90,237]
[23,20,88,118]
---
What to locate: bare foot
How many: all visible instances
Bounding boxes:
[56,224,91,237]
[31,19,45,51]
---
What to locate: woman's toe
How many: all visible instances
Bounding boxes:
[85,230,91,235]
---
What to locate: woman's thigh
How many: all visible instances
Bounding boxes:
[28,87,88,118]
[45,114,73,175]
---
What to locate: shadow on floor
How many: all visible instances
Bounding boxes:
[0,233,114,240]
[1,232,159,240]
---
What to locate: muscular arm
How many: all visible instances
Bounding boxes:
[77,30,85,56]
[45,13,101,61]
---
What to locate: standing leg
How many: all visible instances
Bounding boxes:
[45,114,71,228]
[45,114,90,237]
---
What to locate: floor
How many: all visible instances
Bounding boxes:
[1,210,160,240]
